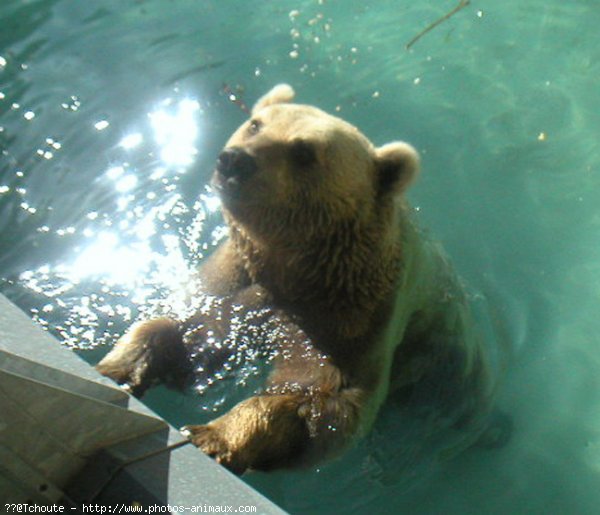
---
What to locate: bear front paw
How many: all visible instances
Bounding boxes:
[182,424,248,475]
[96,342,154,397]
[96,318,187,397]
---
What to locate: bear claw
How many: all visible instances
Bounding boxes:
[183,424,246,474]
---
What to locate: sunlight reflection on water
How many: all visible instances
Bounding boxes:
[150,97,201,168]
[16,93,225,350]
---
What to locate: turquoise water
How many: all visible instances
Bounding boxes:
[2,0,600,513]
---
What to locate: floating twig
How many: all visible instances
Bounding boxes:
[405,0,471,50]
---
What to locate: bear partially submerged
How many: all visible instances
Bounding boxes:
[97,85,507,474]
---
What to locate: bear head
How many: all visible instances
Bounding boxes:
[212,84,420,248]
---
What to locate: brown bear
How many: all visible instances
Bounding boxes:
[97,84,507,475]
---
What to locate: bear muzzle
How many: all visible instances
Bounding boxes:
[212,147,258,195]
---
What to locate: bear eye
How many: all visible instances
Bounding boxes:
[290,140,317,168]
[247,119,262,135]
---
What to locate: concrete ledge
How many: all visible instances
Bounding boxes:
[0,293,286,513]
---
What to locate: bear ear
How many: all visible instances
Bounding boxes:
[375,142,420,196]
[252,84,296,115]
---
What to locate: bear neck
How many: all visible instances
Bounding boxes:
[227,210,404,339]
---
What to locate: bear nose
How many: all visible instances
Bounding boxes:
[216,147,257,180]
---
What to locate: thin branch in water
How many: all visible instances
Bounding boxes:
[405,0,471,50]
